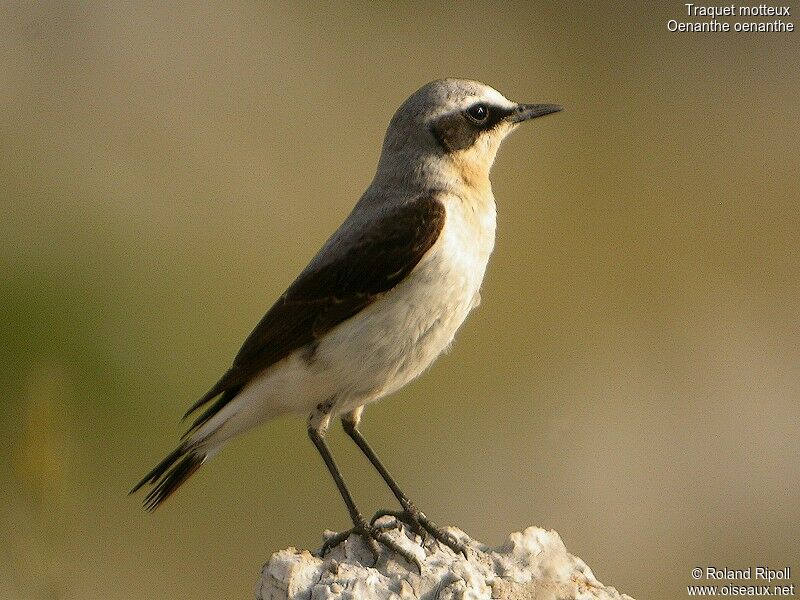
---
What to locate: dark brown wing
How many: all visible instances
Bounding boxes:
[182,195,446,433]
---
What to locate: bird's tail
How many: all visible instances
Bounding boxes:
[129,444,207,511]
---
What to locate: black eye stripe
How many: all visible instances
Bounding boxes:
[464,103,514,129]
[430,103,517,153]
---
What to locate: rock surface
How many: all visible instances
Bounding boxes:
[256,517,635,600]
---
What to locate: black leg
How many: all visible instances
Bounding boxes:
[341,418,468,558]
[307,425,422,570]
[308,425,366,528]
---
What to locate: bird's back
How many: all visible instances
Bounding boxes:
[314,187,496,416]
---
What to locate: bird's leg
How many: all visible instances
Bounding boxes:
[341,415,468,558]
[307,413,421,570]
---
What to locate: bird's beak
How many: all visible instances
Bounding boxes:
[509,103,563,123]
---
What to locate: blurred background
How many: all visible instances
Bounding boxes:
[1,2,798,599]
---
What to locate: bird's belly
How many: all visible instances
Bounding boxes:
[314,204,495,413]
[315,271,475,413]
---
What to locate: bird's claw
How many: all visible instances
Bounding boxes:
[370,506,469,559]
[319,518,422,573]
[370,508,426,537]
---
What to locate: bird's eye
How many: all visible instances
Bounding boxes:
[466,103,489,124]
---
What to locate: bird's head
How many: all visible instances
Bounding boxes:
[376,78,561,191]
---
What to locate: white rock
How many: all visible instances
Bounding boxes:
[255,518,636,600]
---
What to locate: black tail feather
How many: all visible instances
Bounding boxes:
[182,383,224,420]
[130,446,185,495]
[142,452,204,511]
[181,387,240,440]
[130,445,205,511]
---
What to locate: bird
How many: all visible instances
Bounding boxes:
[131,78,561,566]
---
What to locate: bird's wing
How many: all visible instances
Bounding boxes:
[182,194,447,433]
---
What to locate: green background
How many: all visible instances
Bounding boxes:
[1,2,798,599]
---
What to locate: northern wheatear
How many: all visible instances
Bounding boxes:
[132,78,561,566]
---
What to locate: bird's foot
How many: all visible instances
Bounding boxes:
[370,505,469,559]
[319,516,422,572]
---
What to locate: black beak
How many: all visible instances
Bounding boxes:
[510,103,563,123]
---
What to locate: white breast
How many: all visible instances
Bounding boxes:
[316,192,497,413]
